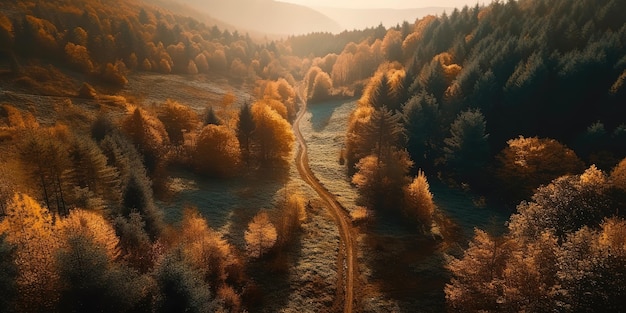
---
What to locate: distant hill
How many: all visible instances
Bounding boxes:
[175,0,342,35]
[312,6,453,31]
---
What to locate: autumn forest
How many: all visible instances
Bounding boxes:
[1,0,626,312]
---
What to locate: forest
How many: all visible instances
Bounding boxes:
[1,0,626,312]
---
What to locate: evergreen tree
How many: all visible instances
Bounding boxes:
[236,102,255,166]
[443,110,489,181]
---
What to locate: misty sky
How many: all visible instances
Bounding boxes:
[279,0,487,9]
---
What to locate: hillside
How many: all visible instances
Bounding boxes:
[176,0,342,35]
[312,6,452,31]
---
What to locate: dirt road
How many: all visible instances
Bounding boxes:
[293,99,356,313]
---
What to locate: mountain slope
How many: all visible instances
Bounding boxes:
[177,0,342,35]
[313,6,453,30]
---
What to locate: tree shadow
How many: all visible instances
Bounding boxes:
[308,99,346,132]
[362,210,451,312]
[242,229,304,311]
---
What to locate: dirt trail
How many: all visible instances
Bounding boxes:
[293,98,356,313]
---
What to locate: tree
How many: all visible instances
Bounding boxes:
[203,106,222,126]
[56,233,145,313]
[237,101,255,166]
[57,209,120,260]
[276,194,307,247]
[251,102,294,164]
[443,109,489,181]
[152,254,217,313]
[19,130,71,216]
[445,229,516,312]
[309,71,333,103]
[245,211,277,258]
[0,193,59,312]
[403,170,435,230]
[157,100,199,146]
[67,136,121,206]
[352,149,412,210]
[178,209,240,289]
[403,92,440,168]
[114,212,154,273]
[496,136,586,201]
[121,108,170,175]
[362,106,405,164]
[122,172,163,240]
[508,166,615,240]
[192,124,240,177]
[556,219,626,312]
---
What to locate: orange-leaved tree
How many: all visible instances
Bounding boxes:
[245,211,277,258]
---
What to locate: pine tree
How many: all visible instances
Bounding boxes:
[236,101,255,167]
[443,109,489,181]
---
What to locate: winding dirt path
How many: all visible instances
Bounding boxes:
[293,99,356,313]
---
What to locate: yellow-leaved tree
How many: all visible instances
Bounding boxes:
[403,170,435,231]
[0,193,60,312]
[251,101,294,164]
[245,211,277,258]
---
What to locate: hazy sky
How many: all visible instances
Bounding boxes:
[279,0,486,9]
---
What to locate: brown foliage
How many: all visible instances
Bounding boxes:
[157,99,199,146]
[496,136,585,200]
[192,124,240,177]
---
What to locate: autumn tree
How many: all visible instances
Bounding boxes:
[496,136,586,201]
[556,218,626,311]
[309,71,333,103]
[445,230,516,312]
[276,193,307,247]
[203,106,222,126]
[178,209,241,292]
[245,211,277,258]
[352,149,413,210]
[251,101,294,164]
[192,124,240,177]
[157,100,199,146]
[0,193,59,312]
[55,210,145,312]
[403,170,435,230]
[443,110,489,181]
[121,107,170,174]
[508,166,616,240]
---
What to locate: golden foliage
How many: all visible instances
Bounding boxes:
[251,101,295,163]
[0,193,60,311]
[179,209,238,286]
[496,136,585,199]
[403,170,435,228]
[245,211,277,258]
[64,42,93,73]
[610,157,626,191]
[57,209,120,260]
[157,99,199,146]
